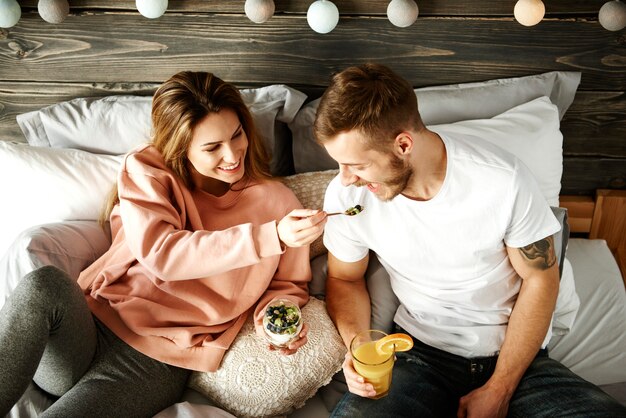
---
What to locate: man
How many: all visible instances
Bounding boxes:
[315,63,626,417]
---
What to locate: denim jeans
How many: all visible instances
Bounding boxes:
[331,328,626,418]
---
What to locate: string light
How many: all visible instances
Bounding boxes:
[38,0,70,24]
[307,0,339,34]
[245,0,275,23]
[136,0,168,19]
[599,0,626,31]
[3,0,623,34]
[0,0,21,28]
[387,0,419,28]
[514,0,545,27]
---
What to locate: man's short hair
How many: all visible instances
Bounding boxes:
[314,63,422,152]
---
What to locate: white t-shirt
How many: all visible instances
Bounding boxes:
[323,132,561,358]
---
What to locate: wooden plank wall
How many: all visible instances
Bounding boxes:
[1,0,625,195]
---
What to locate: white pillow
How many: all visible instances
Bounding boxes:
[16,85,306,176]
[0,221,112,310]
[289,71,579,174]
[430,96,563,206]
[17,95,152,154]
[0,142,122,260]
[188,297,346,418]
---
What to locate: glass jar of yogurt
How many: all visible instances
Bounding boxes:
[262,298,303,348]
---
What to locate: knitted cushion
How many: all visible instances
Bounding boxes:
[188,297,346,418]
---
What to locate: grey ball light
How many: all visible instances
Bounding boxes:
[387,0,419,28]
[307,0,339,34]
[38,0,70,24]
[599,0,626,31]
[0,0,21,28]
[136,0,168,19]
[245,0,275,23]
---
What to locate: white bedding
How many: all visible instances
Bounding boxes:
[548,239,626,401]
[8,238,625,417]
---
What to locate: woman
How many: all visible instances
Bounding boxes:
[0,71,326,417]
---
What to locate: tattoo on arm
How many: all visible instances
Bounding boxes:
[519,236,557,270]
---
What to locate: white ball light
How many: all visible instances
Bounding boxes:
[514,0,545,27]
[599,0,626,31]
[136,0,168,19]
[245,0,275,23]
[0,0,21,28]
[38,0,70,24]
[307,0,339,34]
[387,0,419,28]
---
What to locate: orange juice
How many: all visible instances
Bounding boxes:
[352,340,394,399]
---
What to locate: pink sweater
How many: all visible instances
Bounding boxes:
[78,145,311,372]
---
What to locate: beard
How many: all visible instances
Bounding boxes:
[356,154,413,202]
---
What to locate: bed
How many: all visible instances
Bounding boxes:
[1,1,625,417]
[1,79,625,418]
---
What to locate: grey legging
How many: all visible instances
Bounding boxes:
[0,265,190,417]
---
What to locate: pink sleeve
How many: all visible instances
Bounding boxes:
[253,191,312,333]
[118,156,283,281]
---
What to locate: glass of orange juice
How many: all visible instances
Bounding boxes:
[350,330,395,399]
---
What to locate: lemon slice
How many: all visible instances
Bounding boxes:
[375,333,414,356]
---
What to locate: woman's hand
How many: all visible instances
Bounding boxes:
[342,352,377,398]
[268,323,309,355]
[277,209,327,248]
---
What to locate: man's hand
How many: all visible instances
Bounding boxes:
[457,381,512,418]
[341,352,377,398]
[268,323,309,355]
[277,209,327,247]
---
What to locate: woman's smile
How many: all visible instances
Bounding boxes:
[218,159,241,172]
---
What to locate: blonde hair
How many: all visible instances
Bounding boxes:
[100,71,271,225]
[314,63,423,152]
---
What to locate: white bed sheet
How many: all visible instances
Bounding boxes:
[548,238,626,405]
[7,238,626,417]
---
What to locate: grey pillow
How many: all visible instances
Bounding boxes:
[309,251,399,333]
[551,206,570,278]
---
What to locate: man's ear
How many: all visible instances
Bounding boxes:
[394,132,413,156]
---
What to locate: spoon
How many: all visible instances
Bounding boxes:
[327,204,365,217]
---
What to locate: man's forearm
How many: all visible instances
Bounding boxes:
[326,277,372,348]
[488,270,559,397]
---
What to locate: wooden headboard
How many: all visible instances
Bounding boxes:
[561,190,626,284]
[1,1,624,195]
